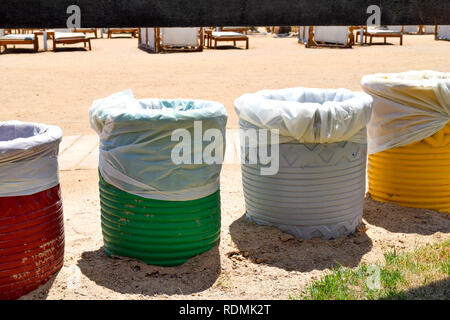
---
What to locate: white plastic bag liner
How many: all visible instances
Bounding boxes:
[0,121,62,197]
[234,87,373,144]
[361,71,450,154]
[313,26,350,45]
[54,32,86,40]
[90,90,228,201]
[161,28,199,47]
[437,26,450,40]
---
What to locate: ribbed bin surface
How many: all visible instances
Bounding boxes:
[369,124,450,213]
[0,185,64,300]
[99,175,221,266]
[243,142,367,240]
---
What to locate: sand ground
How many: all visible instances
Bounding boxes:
[0,33,449,300]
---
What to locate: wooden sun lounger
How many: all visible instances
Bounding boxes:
[367,30,403,45]
[356,27,403,45]
[53,32,92,51]
[0,33,39,53]
[205,29,249,49]
[108,28,139,38]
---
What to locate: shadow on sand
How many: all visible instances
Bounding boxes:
[229,215,372,273]
[77,245,221,296]
[228,195,449,273]
[363,194,450,235]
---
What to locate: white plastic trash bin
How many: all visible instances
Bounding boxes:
[235,88,373,239]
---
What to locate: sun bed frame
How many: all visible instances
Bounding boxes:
[108,28,139,38]
[0,34,39,53]
[205,29,249,49]
[367,30,403,46]
[53,33,92,51]
[356,26,403,45]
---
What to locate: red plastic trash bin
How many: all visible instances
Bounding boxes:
[0,121,64,300]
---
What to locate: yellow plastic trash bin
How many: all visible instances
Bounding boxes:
[369,124,450,212]
[362,71,450,213]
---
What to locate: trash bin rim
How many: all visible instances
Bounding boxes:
[0,121,62,157]
[234,87,372,144]
[361,70,450,88]
[235,87,372,111]
[91,96,227,123]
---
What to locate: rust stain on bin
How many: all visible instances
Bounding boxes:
[0,185,64,300]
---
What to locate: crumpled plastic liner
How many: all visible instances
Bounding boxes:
[0,121,62,197]
[234,87,373,145]
[89,90,228,201]
[361,71,450,154]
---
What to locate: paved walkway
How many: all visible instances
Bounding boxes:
[59,130,242,171]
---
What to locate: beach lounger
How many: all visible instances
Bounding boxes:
[307,26,353,48]
[160,28,203,52]
[205,29,249,49]
[53,31,91,51]
[73,28,98,39]
[362,26,403,45]
[0,33,39,53]
[108,28,139,38]
[436,25,450,41]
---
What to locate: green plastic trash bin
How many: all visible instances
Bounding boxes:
[90,90,227,266]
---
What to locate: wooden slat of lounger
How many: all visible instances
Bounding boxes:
[59,135,98,171]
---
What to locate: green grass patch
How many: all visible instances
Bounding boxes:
[294,239,449,300]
